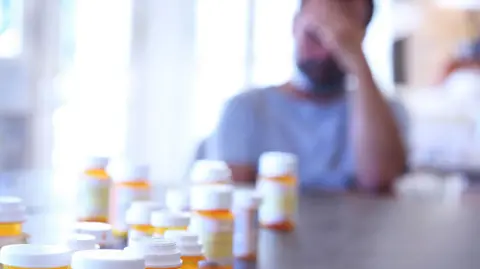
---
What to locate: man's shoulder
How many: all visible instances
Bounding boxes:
[225,86,277,112]
[228,86,275,104]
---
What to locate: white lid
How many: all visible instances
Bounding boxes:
[163,231,203,257]
[190,185,233,211]
[0,196,26,223]
[84,157,109,170]
[124,238,182,268]
[165,189,190,212]
[190,160,232,184]
[72,249,144,269]
[258,152,298,178]
[233,189,262,209]
[67,234,99,251]
[151,210,190,228]
[126,201,163,225]
[0,244,72,268]
[114,164,150,182]
[75,222,113,245]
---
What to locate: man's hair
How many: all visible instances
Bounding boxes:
[300,0,375,25]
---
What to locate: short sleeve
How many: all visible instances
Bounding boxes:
[205,93,259,165]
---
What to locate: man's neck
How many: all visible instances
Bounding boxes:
[281,82,345,104]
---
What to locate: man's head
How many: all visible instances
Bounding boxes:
[292,0,374,96]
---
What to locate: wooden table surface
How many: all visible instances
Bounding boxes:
[24,192,480,269]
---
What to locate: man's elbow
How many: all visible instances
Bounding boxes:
[356,162,407,193]
[228,164,257,185]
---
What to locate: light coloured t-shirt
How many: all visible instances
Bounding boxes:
[205,87,408,190]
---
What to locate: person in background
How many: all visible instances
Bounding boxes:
[206,0,407,192]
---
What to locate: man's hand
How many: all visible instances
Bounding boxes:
[301,0,367,73]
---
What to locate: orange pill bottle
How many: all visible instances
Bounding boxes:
[190,160,232,186]
[77,157,111,223]
[110,164,151,239]
[232,190,261,260]
[75,222,113,249]
[0,244,71,269]
[164,230,204,269]
[0,197,26,239]
[190,186,234,269]
[257,152,298,232]
[151,210,190,237]
[66,233,99,252]
[124,238,182,269]
[126,201,163,246]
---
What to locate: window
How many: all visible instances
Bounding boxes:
[52,0,132,194]
[0,0,22,58]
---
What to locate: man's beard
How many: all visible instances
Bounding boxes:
[292,58,346,95]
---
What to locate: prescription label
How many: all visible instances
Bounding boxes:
[192,214,233,266]
[77,176,110,219]
[257,180,297,224]
[233,208,258,257]
[110,187,150,232]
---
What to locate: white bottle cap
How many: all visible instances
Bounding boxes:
[72,249,144,269]
[164,230,203,257]
[258,152,298,178]
[190,160,232,184]
[126,201,163,225]
[0,196,26,223]
[165,189,189,212]
[115,164,150,183]
[190,185,233,211]
[0,244,72,268]
[67,233,99,251]
[233,189,262,209]
[84,157,109,170]
[75,222,113,246]
[151,210,190,228]
[124,238,182,269]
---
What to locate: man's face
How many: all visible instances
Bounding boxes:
[293,0,369,94]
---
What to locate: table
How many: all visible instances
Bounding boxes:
[24,192,480,269]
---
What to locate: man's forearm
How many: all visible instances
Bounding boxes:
[350,57,407,191]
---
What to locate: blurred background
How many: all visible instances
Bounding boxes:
[0,0,479,206]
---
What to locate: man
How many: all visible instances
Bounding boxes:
[206,0,407,191]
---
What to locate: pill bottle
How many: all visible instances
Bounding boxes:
[75,222,113,248]
[0,197,26,238]
[232,190,261,260]
[66,233,99,252]
[190,160,232,185]
[165,189,190,213]
[0,244,71,269]
[110,164,151,239]
[257,152,298,232]
[126,201,163,246]
[164,230,204,269]
[124,238,182,269]
[71,249,144,269]
[190,185,234,269]
[151,210,190,237]
[77,157,111,223]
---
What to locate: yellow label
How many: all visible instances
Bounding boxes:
[258,179,297,224]
[192,215,233,265]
